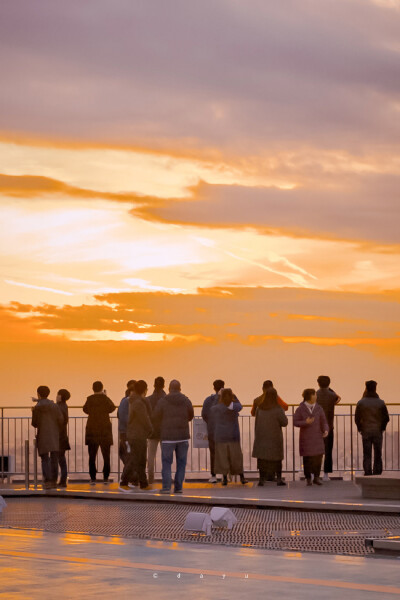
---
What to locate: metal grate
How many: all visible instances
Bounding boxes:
[1,497,399,556]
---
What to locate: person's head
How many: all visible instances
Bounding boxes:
[213,379,225,393]
[262,380,273,391]
[169,379,181,393]
[365,380,377,394]
[37,385,50,399]
[260,387,278,409]
[127,379,136,390]
[57,389,70,403]
[317,375,330,389]
[133,380,148,397]
[154,376,165,390]
[92,381,103,393]
[302,388,317,404]
[220,388,233,406]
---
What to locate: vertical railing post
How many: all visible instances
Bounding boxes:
[1,408,4,483]
[24,440,29,489]
[350,405,354,481]
[292,406,296,481]
[33,438,38,490]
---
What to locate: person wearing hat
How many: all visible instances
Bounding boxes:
[355,380,389,476]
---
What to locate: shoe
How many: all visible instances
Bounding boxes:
[160,489,171,495]
[118,485,131,492]
[240,476,249,485]
[277,479,286,486]
[306,478,312,486]
[89,480,96,486]
[222,476,228,486]
[258,480,264,487]
[313,477,323,485]
[323,473,330,482]
[43,481,54,490]
[58,481,67,488]
[174,489,183,494]
[128,483,136,489]
[208,476,217,483]
[216,475,222,481]
[103,479,110,484]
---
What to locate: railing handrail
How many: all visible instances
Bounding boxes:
[2,402,400,410]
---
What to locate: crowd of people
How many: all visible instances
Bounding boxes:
[31,376,390,491]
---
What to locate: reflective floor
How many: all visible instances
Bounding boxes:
[0,527,399,599]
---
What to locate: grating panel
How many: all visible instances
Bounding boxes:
[1,497,399,556]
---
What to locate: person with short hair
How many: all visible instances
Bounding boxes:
[153,380,194,494]
[201,379,225,483]
[355,380,389,476]
[117,380,136,467]
[83,381,116,485]
[316,375,341,481]
[251,380,289,416]
[210,388,248,486]
[56,389,71,487]
[294,389,329,486]
[146,376,166,484]
[119,380,153,491]
[252,387,288,486]
[32,386,63,490]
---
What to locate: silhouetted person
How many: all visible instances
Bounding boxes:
[316,375,341,481]
[252,387,288,486]
[31,385,63,490]
[251,380,289,416]
[146,376,166,484]
[153,379,194,494]
[119,380,153,491]
[355,380,389,476]
[83,381,116,485]
[201,379,225,483]
[210,388,248,486]
[117,380,136,467]
[294,388,329,486]
[56,389,71,487]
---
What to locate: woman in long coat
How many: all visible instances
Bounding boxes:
[293,388,329,485]
[252,388,288,486]
[56,389,71,487]
[210,388,248,486]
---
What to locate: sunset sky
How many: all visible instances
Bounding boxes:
[0,0,399,406]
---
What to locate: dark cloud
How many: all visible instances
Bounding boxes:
[0,1,399,152]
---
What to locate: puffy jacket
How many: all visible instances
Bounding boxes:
[83,393,116,445]
[126,394,153,440]
[146,389,166,439]
[293,402,328,457]
[153,392,194,441]
[32,399,63,455]
[210,400,243,444]
[355,393,390,434]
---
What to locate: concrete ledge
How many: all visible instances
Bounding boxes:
[356,476,400,500]
[366,537,400,555]
[1,487,400,514]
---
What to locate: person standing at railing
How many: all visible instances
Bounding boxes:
[210,388,248,487]
[31,385,63,490]
[56,389,71,488]
[146,376,166,484]
[251,380,288,416]
[83,381,116,485]
[294,388,329,486]
[316,375,341,482]
[252,387,288,486]
[201,379,225,483]
[117,380,136,468]
[355,380,390,476]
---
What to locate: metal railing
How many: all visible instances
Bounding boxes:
[1,404,399,484]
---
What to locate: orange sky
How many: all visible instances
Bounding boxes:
[0,1,399,406]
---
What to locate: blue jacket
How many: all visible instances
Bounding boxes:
[117,396,129,434]
[201,393,219,437]
[210,400,243,443]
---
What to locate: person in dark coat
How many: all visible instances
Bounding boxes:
[252,387,288,486]
[294,388,329,486]
[153,379,194,494]
[316,375,341,481]
[56,388,71,487]
[119,380,153,491]
[201,379,225,483]
[146,376,166,484]
[355,380,390,476]
[31,385,63,490]
[83,381,116,484]
[251,380,289,416]
[210,388,248,486]
[117,380,136,468]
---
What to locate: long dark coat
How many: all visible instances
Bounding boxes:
[32,399,63,455]
[58,401,71,451]
[293,402,328,457]
[252,405,288,461]
[83,393,116,445]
